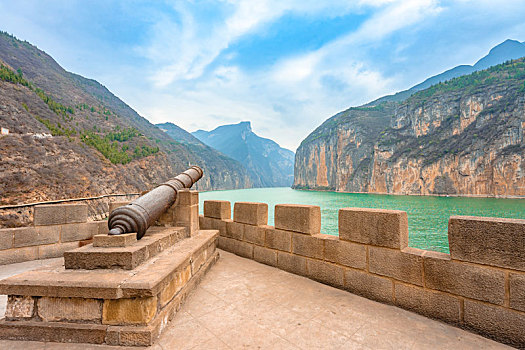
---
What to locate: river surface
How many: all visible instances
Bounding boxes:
[199,187,525,253]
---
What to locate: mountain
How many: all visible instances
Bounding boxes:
[0,31,250,225]
[156,122,251,189]
[370,39,525,105]
[192,121,295,187]
[294,55,525,196]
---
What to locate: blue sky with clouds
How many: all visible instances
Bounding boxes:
[1,0,524,150]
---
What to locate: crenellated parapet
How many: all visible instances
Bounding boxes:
[200,200,525,348]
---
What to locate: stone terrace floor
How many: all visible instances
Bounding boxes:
[0,250,513,350]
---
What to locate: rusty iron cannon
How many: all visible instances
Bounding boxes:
[108,166,203,239]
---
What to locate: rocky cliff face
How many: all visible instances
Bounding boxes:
[294,59,525,196]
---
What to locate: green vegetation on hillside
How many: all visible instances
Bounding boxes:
[1,63,74,120]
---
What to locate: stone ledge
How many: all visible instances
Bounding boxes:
[64,226,187,270]
[0,229,219,299]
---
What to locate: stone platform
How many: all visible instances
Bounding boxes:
[0,227,219,346]
[0,250,512,349]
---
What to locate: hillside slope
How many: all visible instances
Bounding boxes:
[193,121,295,187]
[294,58,525,196]
[0,32,250,215]
[157,122,251,188]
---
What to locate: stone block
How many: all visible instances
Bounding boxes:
[226,221,244,240]
[253,246,277,266]
[274,204,321,234]
[215,218,229,236]
[0,320,107,344]
[424,257,505,304]
[103,296,157,325]
[61,222,99,243]
[177,189,198,206]
[199,215,212,230]
[4,296,34,319]
[509,273,525,312]
[64,244,149,270]
[174,204,198,224]
[93,233,137,247]
[277,252,307,276]
[204,200,231,219]
[339,208,408,249]
[37,297,102,322]
[292,233,325,259]
[159,264,191,307]
[344,269,393,304]
[218,236,236,253]
[109,201,129,214]
[97,220,109,235]
[463,300,525,347]
[448,216,525,271]
[0,228,13,250]
[265,228,291,252]
[244,224,266,245]
[394,283,461,324]
[13,225,60,248]
[0,246,38,265]
[34,203,87,226]
[191,246,207,274]
[324,238,366,270]
[369,247,423,286]
[234,240,254,259]
[38,242,80,259]
[234,202,268,226]
[307,259,344,288]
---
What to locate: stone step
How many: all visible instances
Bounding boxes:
[0,229,220,346]
[63,226,188,270]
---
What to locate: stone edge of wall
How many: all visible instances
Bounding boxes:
[0,204,109,265]
[200,200,525,348]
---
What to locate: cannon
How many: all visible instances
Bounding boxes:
[108,166,203,239]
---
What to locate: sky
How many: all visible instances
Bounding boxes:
[1,0,525,151]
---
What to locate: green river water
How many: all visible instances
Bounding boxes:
[199,187,525,253]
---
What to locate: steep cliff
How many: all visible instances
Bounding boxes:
[294,58,525,196]
[193,121,295,187]
[0,31,250,219]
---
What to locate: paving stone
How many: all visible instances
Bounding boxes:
[0,246,39,265]
[38,242,79,259]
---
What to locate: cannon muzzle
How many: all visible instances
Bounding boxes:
[108,166,203,239]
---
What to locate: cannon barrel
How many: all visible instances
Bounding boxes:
[108,166,203,239]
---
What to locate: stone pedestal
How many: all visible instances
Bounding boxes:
[0,192,220,347]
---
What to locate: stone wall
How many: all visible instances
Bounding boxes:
[0,203,108,265]
[200,200,525,348]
